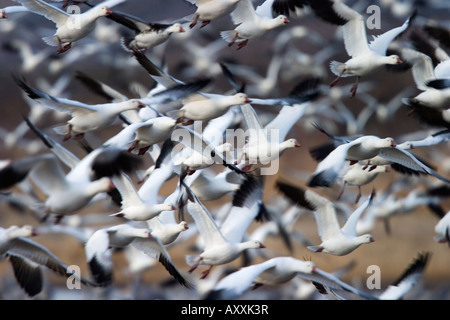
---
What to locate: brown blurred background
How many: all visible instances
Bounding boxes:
[0,0,449,299]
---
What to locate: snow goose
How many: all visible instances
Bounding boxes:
[85,223,192,287]
[102,11,186,54]
[337,163,389,203]
[184,0,242,29]
[74,70,210,124]
[0,225,98,296]
[205,256,377,300]
[401,47,450,109]
[220,0,290,50]
[17,118,143,220]
[0,5,29,19]
[4,152,114,221]
[181,180,265,279]
[173,108,240,173]
[102,116,178,155]
[307,129,450,188]
[237,103,301,172]
[377,252,430,300]
[15,77,146,141]
[399,128,450,149]
[171,124,246,175]
[136,139,191,245]
[434,210,450,246]
[11,0,123,53]
[308,0,415,96]
[109,172,175,221]
[309,123,443,179]
[276,181,375,256]
[176,92,251,123]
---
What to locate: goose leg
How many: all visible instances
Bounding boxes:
[228,32,238,47]
[189,14,199,29]
[63,124,72,141]
[350,76,360,97]
[355,186,361,204]
[237,40,248,50]
[337,182,347,201]
[200,20,210,28]
[200,266,213,279]
[188,257,202,273]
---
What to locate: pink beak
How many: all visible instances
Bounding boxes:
[390,140,396,147]
[396,58,403,64]
[2,12,7,19]
[284,18,290,23]
[105,8,113,15]
[245,97,252,103]
[294,141,301,147]
[179,26,185,32]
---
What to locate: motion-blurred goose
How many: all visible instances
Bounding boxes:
[1,225,98,297]
[85,223,192,287]
[184,0,242,29]
[401,47,450,110]
[110,12,186,53]
[15,77,145,141]
[0,5,29,18]
[205,256,376,300]
[220,0,290,50]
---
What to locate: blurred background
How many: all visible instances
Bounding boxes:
[0,0,449,300]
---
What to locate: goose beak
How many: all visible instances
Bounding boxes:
[108,181,116,190]
[259,243,266,248]
[105,8,113,15]
[171,205,177,210]
[284,18,290,23]
[2,12,7,19]
[137,101,146,108]
[244,97,252,103]
[294,141,301,148]
[311,267,318,273]
[396,58,403,64]
[31,228,39,236]
[179,26,185,32]
[390,140,396,147]
[112,213,124,218]
[370,237,375,243]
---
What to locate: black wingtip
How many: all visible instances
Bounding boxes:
[88,257,112,287]
[307,171,333,188]
[275,180,316,211]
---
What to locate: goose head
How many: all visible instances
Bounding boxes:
[357,234,375,245]
[7,225,39,239]
[167,23,185,34]
[280,138,301,152]
[96,6,113,17]
[231,93,252,105]
[384,54,403,65]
